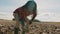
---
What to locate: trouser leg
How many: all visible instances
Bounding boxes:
[13,13,20,34]
[24,18,30,33]
[19,18,25,34]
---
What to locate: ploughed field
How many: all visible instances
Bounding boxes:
[0,19,60,34]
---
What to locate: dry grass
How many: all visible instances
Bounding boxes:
[0,19,60,34]
[0,19,60,26]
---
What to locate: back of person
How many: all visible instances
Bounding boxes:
[13,0,37,19]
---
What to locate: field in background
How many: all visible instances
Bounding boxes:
[0,19,60,26]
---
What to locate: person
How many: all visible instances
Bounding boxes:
[13,0,37,34]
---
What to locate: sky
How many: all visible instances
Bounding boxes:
[0,0,60,22]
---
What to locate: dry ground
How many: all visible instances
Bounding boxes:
[0,19,60,34]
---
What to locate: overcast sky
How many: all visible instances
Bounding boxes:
[0,0,60,22]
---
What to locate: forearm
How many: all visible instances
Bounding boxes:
[31,12,37,21]
[29,12,37,24]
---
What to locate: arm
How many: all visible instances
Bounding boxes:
[29,11,37,24]
[29,3,37,24]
